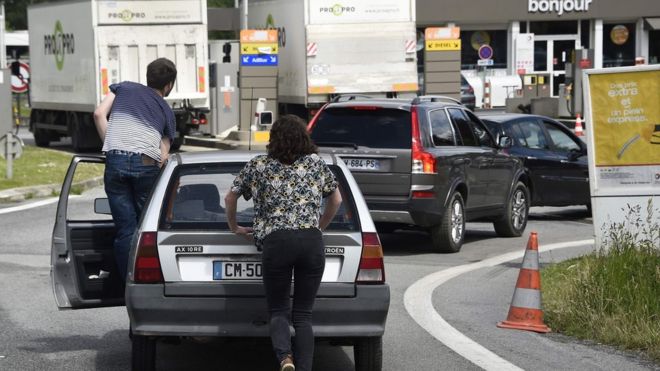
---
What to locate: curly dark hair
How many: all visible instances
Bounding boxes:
[267,114,318,165]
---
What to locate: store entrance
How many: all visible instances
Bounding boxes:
[533,36,579,96]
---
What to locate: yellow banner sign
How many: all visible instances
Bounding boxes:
[589,69,660,166]
[240,43,279,55]
[426,39,461,51]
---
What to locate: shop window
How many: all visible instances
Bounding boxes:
[603,23,636,67]
[520,22,528,33]
[649,30,660,65]
[580,20,590,49]
[460,30,508,70]
[530,21,578,35]
[534,41,547,71]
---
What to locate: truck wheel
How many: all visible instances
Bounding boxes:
[493,181,529,237]
[171,137,183,151]
[131,335,156,371]
[31,111,50,147]
[70,113,84,153]
[34,129,50,147]
[354,336,382,371]
[430,192,465,253]
[80,113,103,152]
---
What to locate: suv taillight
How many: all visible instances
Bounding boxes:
[411,107,436,174]
[134,232,163,284]
[356,232,385,284]
[307,103,329,132]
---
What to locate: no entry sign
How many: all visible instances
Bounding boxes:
[9,62,30,93]
[478,44,494,60]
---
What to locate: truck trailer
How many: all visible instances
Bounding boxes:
[248,0,419,118]
[27,0,209,151]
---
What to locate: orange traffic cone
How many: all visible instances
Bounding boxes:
[574,114,584,137]
[497,232,551,333]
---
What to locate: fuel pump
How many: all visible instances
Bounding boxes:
[561,49,594,117]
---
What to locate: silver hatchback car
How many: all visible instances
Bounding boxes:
[51,151,390,371]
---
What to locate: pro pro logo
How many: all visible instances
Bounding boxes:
[319,4,356,16]
[43,21,75,71]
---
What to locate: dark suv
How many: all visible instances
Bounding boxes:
[309,96,530,253]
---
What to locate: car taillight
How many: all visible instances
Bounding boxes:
[199,113,208,125]
[191,118,199,125]
[412,191,435,198]
[411,107,436,174]
[356,232,385,284]
[307,103,329,132]
[134,231,163,284]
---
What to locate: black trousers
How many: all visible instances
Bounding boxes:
[262,228,325,371]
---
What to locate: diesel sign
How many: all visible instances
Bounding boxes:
[528,0,593,16]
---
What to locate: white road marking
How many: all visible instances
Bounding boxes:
[0,197,60,214]
[404,239,595,371]
[0,196,82,215]
[0,254,50,268]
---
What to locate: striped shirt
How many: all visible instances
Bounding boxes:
[102,81,176,162]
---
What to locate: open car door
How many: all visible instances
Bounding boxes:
[51,155,124,309]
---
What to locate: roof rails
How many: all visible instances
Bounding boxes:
[329,94,374,103]
[411,95,462,106]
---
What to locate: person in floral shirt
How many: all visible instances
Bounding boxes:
[225,115,342,371]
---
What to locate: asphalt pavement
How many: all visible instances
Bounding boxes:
[1,128,657,370]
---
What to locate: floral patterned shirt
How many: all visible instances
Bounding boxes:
[231,154,338,248]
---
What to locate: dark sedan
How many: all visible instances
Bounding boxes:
[478,113,591,210]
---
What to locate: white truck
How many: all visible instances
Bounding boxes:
[27,0,209,151]
[248,0,419,118]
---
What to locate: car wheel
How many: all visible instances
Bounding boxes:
[430,192,465,253]
[131,335,156,371]
[354,336,383,371]
[493,182,529,237]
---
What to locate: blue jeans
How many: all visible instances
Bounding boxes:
[262,228,325,371]
[104,151,160,281]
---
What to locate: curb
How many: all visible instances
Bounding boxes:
[0,176,104,203]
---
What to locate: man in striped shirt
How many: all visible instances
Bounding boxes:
[93,58,177,281]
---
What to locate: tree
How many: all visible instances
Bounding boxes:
[208,0,234,7]
[4,0,48,31]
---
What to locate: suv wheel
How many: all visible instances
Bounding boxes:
[131,335,156,371]
[493,182,529,237]
[354,336,383,371]
[431,192,465,253]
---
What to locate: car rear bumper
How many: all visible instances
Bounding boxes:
[126,283,390,338]
[367,197,444,227]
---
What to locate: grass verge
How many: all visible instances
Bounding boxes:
[542,200,660,362]
[0,146,104,192]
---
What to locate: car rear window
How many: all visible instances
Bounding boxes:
[311,107,412,149]
[159,163,359,232]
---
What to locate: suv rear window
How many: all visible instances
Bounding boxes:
[311,107,411,149]
[159,163,358,232]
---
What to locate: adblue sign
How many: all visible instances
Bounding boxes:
[528,0,593,16]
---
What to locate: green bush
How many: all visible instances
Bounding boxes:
[542,200,660,362]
